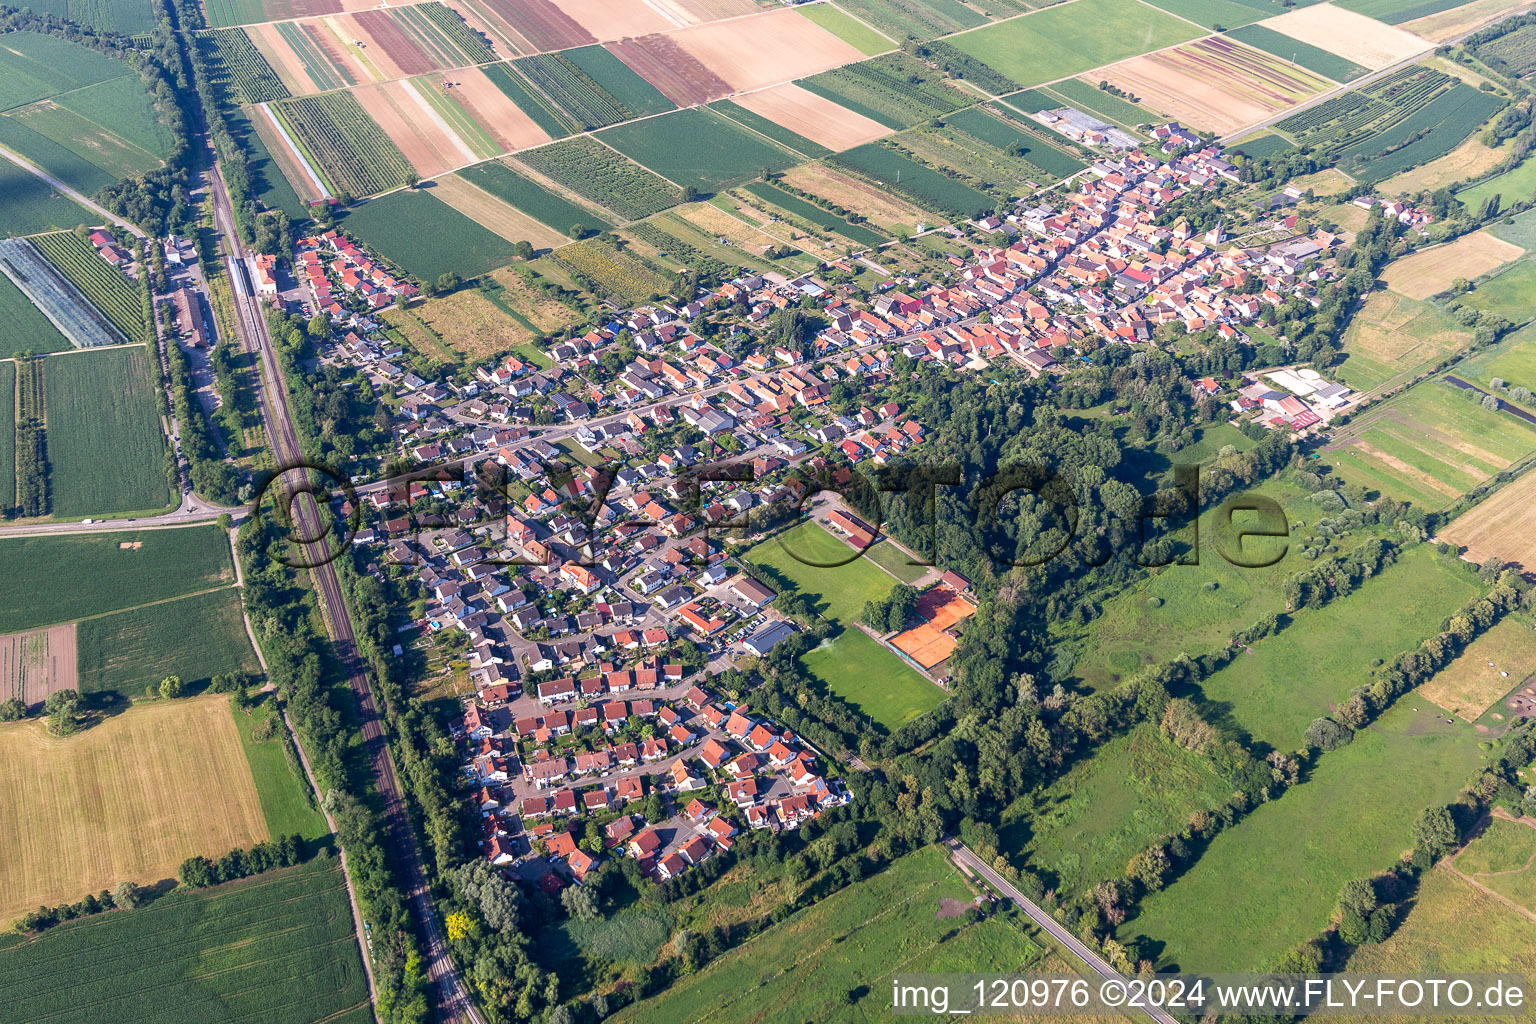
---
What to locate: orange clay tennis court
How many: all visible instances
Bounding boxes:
[890,623,956,670]
[916,587,975,631]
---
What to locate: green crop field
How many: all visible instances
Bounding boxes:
[798,3,895,55]
[737,180,885,246]
[457,159,610,233]
[548,236,673,305]
[0,858,371,1024]
[562,44,675,118]
[234,697,330,841]
[0,360,12,513]
[76,588,259,696]
[824,0,986,40]
[31,231,147,342]
[1195,544,1483,749]
[1140,0,1276,28]
[411,77,499,161]
[342,188,518,282]
[1230,132,1297,160]
[598,107,798,193]
[834,143,994,218]
[202,0,266,27]
[1121,700,1483,973]
[514,52,639,131]
[801,626,946,731]
[1328,379,1536,509]
[1000,723,1232,896]
[199,28,289,105]
[272,92,414,198]
[12,0,158,34]
[480,62,574,138]
[947,0,1203,89]
[0,525,235,633]
[611,846,1042,1024]
[0,272,71,357]
[37,77,172,164]
[1462,260,1536,324]
[710,100,832,159]
[0,157,90,237]
[392,2,496,67]
[1227,23,1370,82]
[43,347,170,517]
[0,31,129,110]
[516,135,681,221]
[798,52,968,130]
[745,520,896,624]
[0,116,113,198]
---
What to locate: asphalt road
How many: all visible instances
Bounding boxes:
[948,839,1178,1024]
[208,150,485,1024]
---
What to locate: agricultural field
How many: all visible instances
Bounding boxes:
[0,31,132,111]
[825,0,988,40]
[611,846,1042,1024]
[229,106,310,220]
[1460,260,1536,324]
[234,697,330,841]
[1476,20,1536,77]
[11,0,157,33]
[342,187,518,281]
[428,173,568,250]
[797,2,894,55]
[270,91,414,198]
[662,203,820,273]
[1403,0,1536,41]
[199,28,290,104]
[1379,229,1525,299]
[1225,22,1371,82]
[1381,133,1510,194]
[1101,35,1334,135]
[1140,0,1279,29]
[478,60,576,138]
[661,7,868,94]
[606,32,732,108]
[408,76,500,162]
[1328,379,1536,508]
[1122,700,1483,972]
[350,79,478,180]
[513,51,648,131]
[798,52,970,131]
[0,694,270,927]
[738,180,885,247]
[31,230,147,343]
[1458,157,1536,215]
[0,858,370,1024]
[999,724,1231,897]
[1419,613,1536,720]
[1196,544,1483,749]
[716,90,866,156]
[800,627,945,731]
[1041,77,1159,131]
[203,0,372,29]
[0,624,76,707]
[776,161,932,234]
[76,588,259,696]
[562,43,677,117]
[43,347,171,517]
[745,520,896,624]
[1276,66,1506,183]
[396,285,547,359]
[946,0,1204,90]
[1335,0,1475,23]
[598,107,798,193]
[246,19,359,94]
[0,271,70,357]
[515,135,681,221]
[432,66,551,155]
[1251,4,1428,71]
[0,156,90,237]
[0,526,235,634]
[834,143,994,219]
[548,236,674,305]
[1440,465,1536,572]
[1453,817,1536,914]
[1335,290,1475,391]
[456,157,609,237]
[11,73,172,175]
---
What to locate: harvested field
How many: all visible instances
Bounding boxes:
[353,79,475,178]
[1256,3,1430,69]
[778,161,929,233]
[1441,468,1536,571]
[0,624,76,708]
[1380,231,1525,299]
[346,9,436,77]
[429,173,567,248]
[1402,0,1533,41]
[670,0,758,20]
[669,8,865,93]
[1420,614,1536,720]
[437,65,550,152]
[557,0,692,38]
[490,0,595,52]
[606,33,731,106]
[1101,35,1333,134]
[0,695,268,927]
[734,82,891,151]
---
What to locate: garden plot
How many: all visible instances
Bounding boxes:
[0,624,76,708]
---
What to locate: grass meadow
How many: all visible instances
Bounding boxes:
[1335,290,1474,391]
[1121,700,1484,972]
[999,724,1231,898]
[43,347,172,516]
[1195,543,1483,749]
[1462,260,1536,325]
[1461,161,1536,217]
[233,696,330,842]
[75,587,259,695]
[1457,322,1536,398]
[744,520,895,624]
[0,858,371,1024]
[0,525,235,633]
[1419,613,1536,720]
[1456,818,1536,914]
[801,627,946,732]
[610,845,1043,1024]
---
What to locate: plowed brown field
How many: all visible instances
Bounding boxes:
[607,33,732,106]
[736,82,891,150]
[669,7,865,92]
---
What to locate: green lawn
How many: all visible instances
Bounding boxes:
[862,538,930,584]
[0,526,236,633]
[999,723,1231,898]
[1121,699,1484,972]
[611,845,1042,1024]
[798,2,895,55]
[0,858,370,1024]
[801,627,946,732]
[1195,544,1483,750]
[233,697,331,842]
[744,519,896,624]
[947,0,1204,89]
[75,588,260,696]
